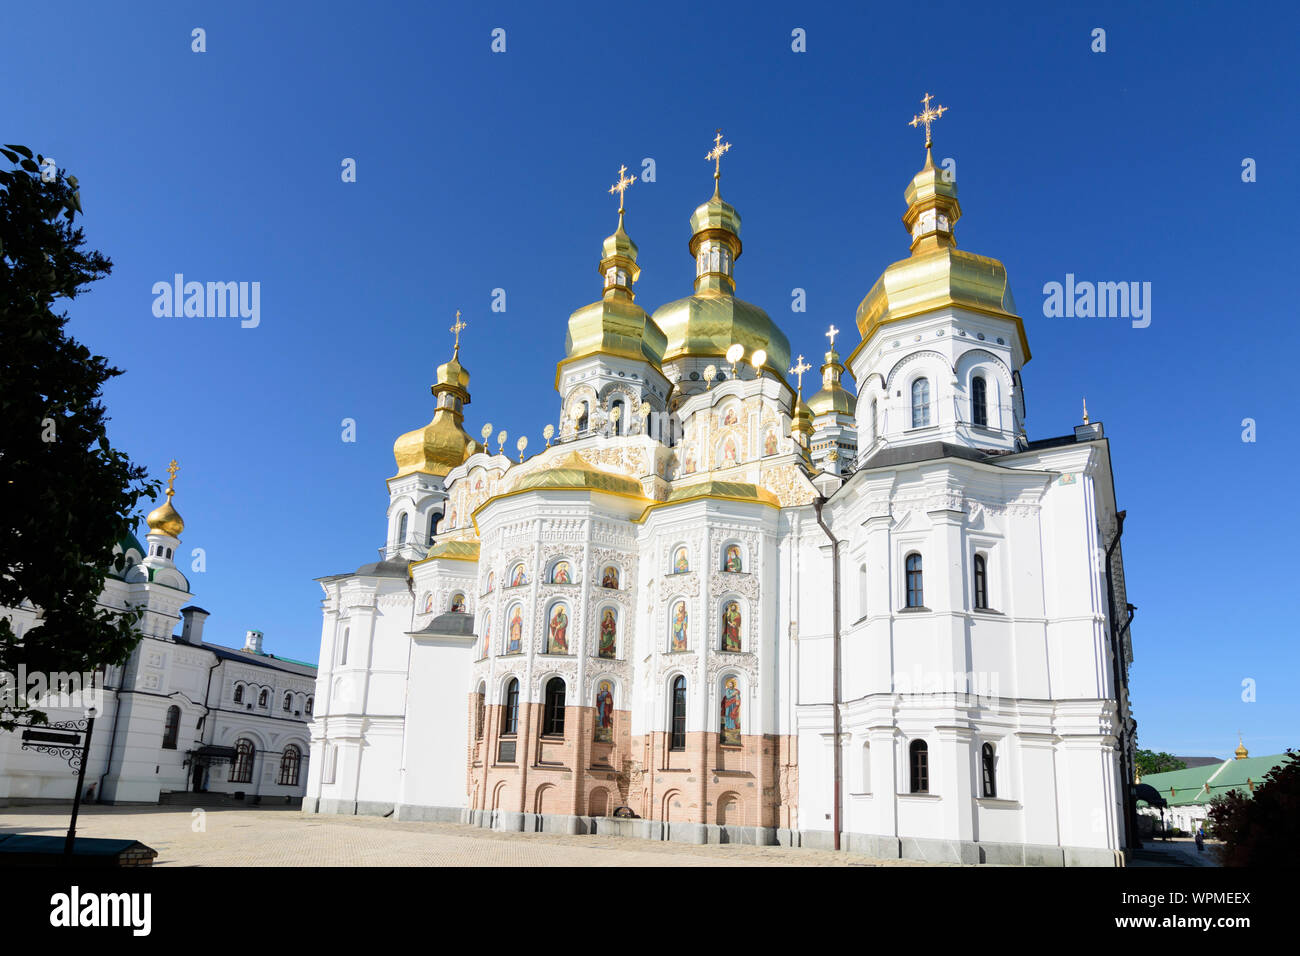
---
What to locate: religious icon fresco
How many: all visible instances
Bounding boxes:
[598,608,617,659]
[421,592,434,615]
[547,603,570,654]
[594,680,614,743]
[481,612,492,658]
[552,560,571,584]
[721,677,741,746]
[722,438,738,466]
[722,407,738,426]
[763,428,778,456]
[601,565,619,589]
[450,592,466,613]
[672,547,689,574]
[507,605,523,654]
[486,570,495,593]
[670,601,688,652]
[683,446,696,475]
[723,544,742,572]
[510,563,527,587]
[721,600,742,651]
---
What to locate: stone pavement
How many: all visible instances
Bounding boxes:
[0,804,955,867]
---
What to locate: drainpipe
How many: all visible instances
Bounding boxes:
[96,650,134,801]
[812,498,842,851]
[1103,510,1137,850]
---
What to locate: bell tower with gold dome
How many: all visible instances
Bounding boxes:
[554,166,671,441]
[807,324,858,475]
[386,316,479,559]
[846,96,1030,458]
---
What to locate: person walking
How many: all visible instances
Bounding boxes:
[1195,827,1205,853]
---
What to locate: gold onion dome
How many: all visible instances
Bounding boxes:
[561,205,667,372]
[807,345,855,416]
[392,328,476,479]
[652,138,791,376]
[146,459,185,537]
[855,147,1028,360]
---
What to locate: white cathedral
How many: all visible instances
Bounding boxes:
[304,113,1138,866]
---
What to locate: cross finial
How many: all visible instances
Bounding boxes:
[609,163,635,217]
[450,310,467,357]
[909,92,948,149]
[165,459,179,500]
[1082,397,1089,425]
[706,129,732,185]
[789,355,812,395]
[825,324,840,349]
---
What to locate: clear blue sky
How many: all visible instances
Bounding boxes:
[5,1,1296,757]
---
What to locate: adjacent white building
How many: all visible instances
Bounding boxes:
[0,479,316,805]
[304,133,1137,865]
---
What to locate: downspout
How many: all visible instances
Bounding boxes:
[1103,510,1137,850]
[189,655,223,791]
[812,498,842,852]
[96,651,133,801]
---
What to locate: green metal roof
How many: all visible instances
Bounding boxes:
[1139,753,1289,807]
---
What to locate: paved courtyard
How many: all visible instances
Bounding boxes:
[0,804,953,866]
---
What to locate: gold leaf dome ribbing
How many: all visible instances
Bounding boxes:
[392,333,476,479]
[146,460,185,537]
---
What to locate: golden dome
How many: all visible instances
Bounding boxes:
[807,347,856,417]
[558,209,667,380]
[146,496,184,538]
[652,292,791,376]
[854,149,1029,362]
[1235,737,1249,760]
[392,346,474,479]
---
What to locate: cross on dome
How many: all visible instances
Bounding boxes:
[450,311,467,357]
[789,355,811,395]
[165,459,179,499]
[706,129,732,185]
[909,92,948,149]
[609,163,635,215]
[825,324,840,348]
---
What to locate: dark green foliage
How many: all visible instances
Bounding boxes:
[0,144,160,730]
[1136,749,1186,776]
[1207,750,1300,866]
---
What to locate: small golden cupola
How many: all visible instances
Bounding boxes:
[146,459,185,538]
[807,325,856,418]
[392,314,478,479]
[855,95,1027,361]
[560,165,667,373]
[1235,735,1249,760]
[652,131,791,378]
[787,355,814,459]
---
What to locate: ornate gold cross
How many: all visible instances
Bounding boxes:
[609,164,635,214]
[165,459,179,498]
[789,355,811,395]
[706,129,732,181]
[825,324,840,348]
[450,310,467,356]
[909,92,948,149]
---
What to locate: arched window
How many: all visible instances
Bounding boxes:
[669,676,687,751]
[304,696,313,717]
[909,739,929,793]
[576,402,589,433]
[870,398,879,440]
[543,677,566,737]
[231,738,255,784]
[905,553,924,608]
[911,378,931,428]
[502,679,520,735]
[233,683,244,704]
[971,374,988,427]
[162,705,180,750]
[396,512,408,545]
[981,742,997,798]
[427,512,438,545]
[973,553,988,610]
[278,745,301,786]
[610,399,625,435]
[339,627,349,665]
[475,682,486,739]
[283,692,292,712]
[257,688,269,708]
[861,741,872,793]
[858,563,868,619]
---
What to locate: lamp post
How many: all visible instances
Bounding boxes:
[64,705,97,857]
